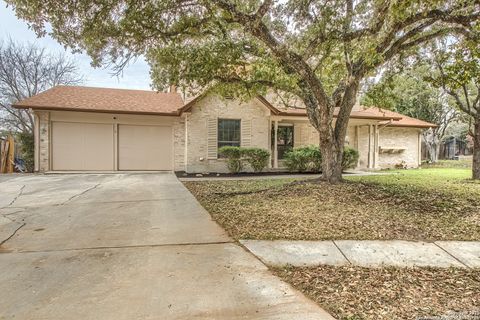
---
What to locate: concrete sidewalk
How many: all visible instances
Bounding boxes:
[241,240,480,268]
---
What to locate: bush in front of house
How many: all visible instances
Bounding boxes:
[243,147,270,172]
[342,146,360,170]
[219,146,244,173]
[17,131,34,172]
[218,146,271,173]
[284,145,322,172]
[285,145,359,172]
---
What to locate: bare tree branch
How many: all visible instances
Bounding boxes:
[0,40,83,133]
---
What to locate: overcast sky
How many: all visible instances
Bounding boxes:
[0,0,152,90]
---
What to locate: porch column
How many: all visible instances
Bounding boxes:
[418,131,422,166]
[273,120,279,168]
[373,124,379,169]
[368,124,374,169]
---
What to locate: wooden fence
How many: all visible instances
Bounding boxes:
[0,135,15,173]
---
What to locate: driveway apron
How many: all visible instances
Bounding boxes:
[0,173,333,320]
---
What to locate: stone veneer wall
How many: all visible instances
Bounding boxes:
[184,95,270,173]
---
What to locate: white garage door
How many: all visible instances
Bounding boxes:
[52,122,115,171]
[118,125,173,171]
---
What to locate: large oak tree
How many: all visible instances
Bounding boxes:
[6,0,479,182]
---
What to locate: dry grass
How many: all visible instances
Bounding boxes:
[184,169,480,241]
[274,265,480,320]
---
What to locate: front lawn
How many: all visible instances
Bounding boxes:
[184,168,480,241]
[422,159,472,169]
[274,265,480,320]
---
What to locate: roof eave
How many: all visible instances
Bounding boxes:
[276,111,403,121]
[14,105,180,117]
[389,123,438,129]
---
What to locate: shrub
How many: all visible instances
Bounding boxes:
[218,146,244,173]
[243,147,270,172]
[17,132,34,172]
[285,145,359,172]
[284,145,322,172]
[342,146,360,170]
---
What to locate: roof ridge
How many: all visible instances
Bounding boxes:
[54,85,180,94]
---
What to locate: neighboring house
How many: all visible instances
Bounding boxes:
[13,86,435,173]
[440,135,473,160]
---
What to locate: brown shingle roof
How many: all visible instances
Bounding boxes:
[14,85,436,128]
[272,106,436,127]
[374,108,437,128]
[14,85,184,115]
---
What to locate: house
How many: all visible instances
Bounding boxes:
[439,136,473,160]
[13,85,435,173]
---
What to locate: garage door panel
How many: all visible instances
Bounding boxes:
[118,125,173,171]
[52,122,114,171]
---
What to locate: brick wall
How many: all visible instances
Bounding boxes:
[36,111,50,172]
[378,127,421,168]
[35,110,185,172]
[184,95,270,173]
[34,98,422,173]
[172,117,186,171]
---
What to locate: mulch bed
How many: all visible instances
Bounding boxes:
[274,265,480,320]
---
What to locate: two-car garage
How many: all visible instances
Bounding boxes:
[51,119,173,171]
[15,86,185,172]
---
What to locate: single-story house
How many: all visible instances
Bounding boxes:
[14,85,435,173]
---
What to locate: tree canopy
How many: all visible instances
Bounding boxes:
[362,64,457,162]
[6,0,479,181]
[362,65,451,123]
[424,37,480,178]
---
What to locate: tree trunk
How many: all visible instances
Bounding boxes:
[473,118,480,180]
[317,89,357,182]
[300,77,359,183]
[422,129,440,163]
[319,139,344,183]
[427,139,440,163]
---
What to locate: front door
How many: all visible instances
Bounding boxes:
[276,125,294,159]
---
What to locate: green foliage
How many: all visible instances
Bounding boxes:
[285,145,359,172]
[7,0,477,101]
[362,64,451,125]
[7,0,478,180]
[219,146,244,173]
[17,132,34,172]
[342,147,360,170]
[243,147,270,172]
[219,146,270,173]
[284,145,322,173]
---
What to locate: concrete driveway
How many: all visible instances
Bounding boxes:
[0,173,333,320]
